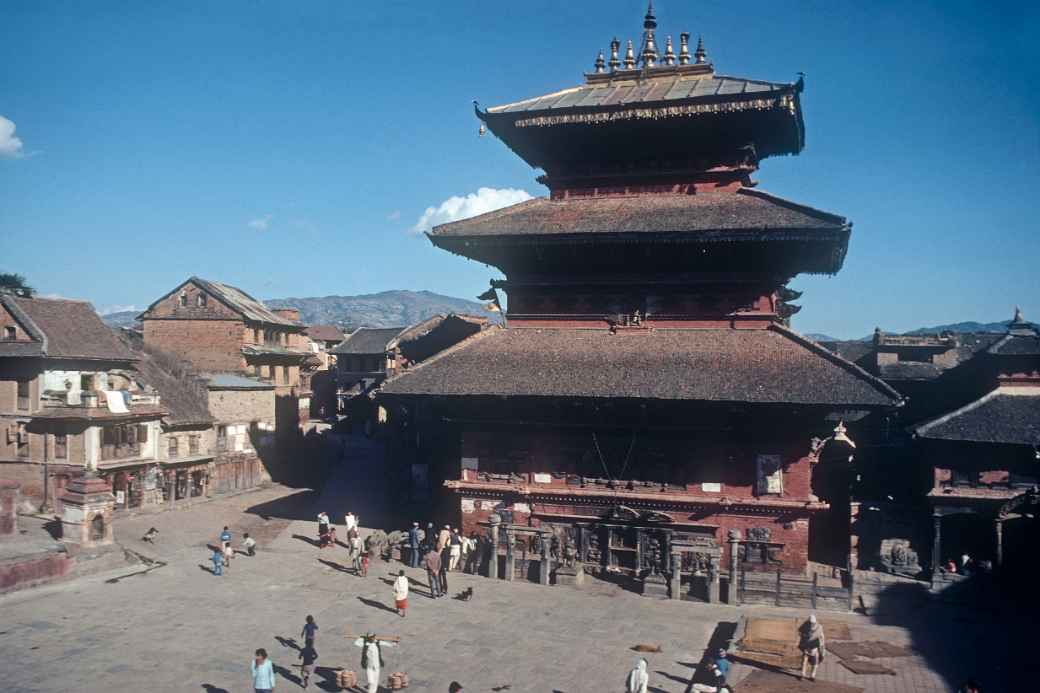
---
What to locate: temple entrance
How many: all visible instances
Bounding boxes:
[808,444,853,569]
[939,513,992,567]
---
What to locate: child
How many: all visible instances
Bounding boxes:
[298,643,318,688]
[301,615,318,647]
[360,550,369,577]
[210,547,223,576]
[219,526,233,566]
[242,532,256,557]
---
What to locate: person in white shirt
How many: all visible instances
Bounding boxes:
[344,512,358,534]
[393,569,409,617]
[626,658,649,693]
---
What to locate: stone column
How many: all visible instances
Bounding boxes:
[727,529,741,605]
[539,532,552,586]
[707,557,720,604]
[995,519,1003,568]
[931,514,942,573]
[669,549,682,600]
[0,479,19,536]
[504,526,516,582]
[487,514,501,580]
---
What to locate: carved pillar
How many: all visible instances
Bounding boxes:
[539,532,552,586]
[669,549,682,600]
[504,526,516,582]
[995,519,1003,568]
[727,529,741,605]
[931,514,942,573]
[488,514,501,580]
[707,556,720,604]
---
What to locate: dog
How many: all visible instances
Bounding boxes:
[141,527,159,543]
[456,586,474,602]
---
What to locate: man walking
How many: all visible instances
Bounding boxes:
[251,648,276,693]
[798,613,825,682]
[439,539,451,596]
[297,642,317,689]
[424,547,442,598]
[353,633,396,693]
[393,569,409,617]
[408,522,421,568]
[449,528,462,571]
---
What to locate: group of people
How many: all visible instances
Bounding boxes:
[249,615,319,692]
[210,525,256,575]
[409,522,470,598]
[317,510,367,576]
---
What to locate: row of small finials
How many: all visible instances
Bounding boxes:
[594,33,708,73]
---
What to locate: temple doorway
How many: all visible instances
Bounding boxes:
[90,514,105,541]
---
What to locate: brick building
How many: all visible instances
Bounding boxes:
[379,5,901,591]
[138,277,314,437]
[0,295,165,511]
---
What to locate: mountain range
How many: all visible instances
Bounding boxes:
[100,290,498,331]
[806,320,1015,343]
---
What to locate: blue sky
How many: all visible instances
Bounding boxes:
[1,0,1038,338]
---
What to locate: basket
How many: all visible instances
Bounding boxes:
[335,669,358,689]
[388,671,410,689]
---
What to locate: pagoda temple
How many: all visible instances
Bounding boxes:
[380,4,901,590]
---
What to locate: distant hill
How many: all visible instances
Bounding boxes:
[805,333,840,342]
[265,290,498,329]
[903,320,1010,336]
[101,310,140,329]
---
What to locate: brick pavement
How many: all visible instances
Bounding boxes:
[0,436,1023,692]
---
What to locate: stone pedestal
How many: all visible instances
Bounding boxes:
[59,474,116,548]
[555,562,585,587]
[669,550,682,600]
[0,479,19,537]
[641,571,669,599]
[706,558,720,604]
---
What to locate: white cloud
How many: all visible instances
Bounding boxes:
[0,115,25,159]
[248,214,273,231]
[411,187,533,234]
[99,304,138,315]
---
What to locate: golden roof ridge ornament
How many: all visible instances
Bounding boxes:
[694,35,707,64]
[594,49,606,74]
[678,32,691,65]
[608,37,621,71]
[624,39,636,69]
[663,36,676,66]
[640,0,659,68]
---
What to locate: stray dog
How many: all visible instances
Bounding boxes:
[141,527,159,543]
[631,643,662,653]
[456,586,474,601]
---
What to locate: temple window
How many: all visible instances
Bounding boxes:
[179,292,188,307]
[3,326,15,340]
[16,378,30,410]
[54,433,67,459]
[196,293,207,307]
[755,454,783,495]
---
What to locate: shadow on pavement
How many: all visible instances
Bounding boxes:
[275,635,301,652]
[292,533,321,547]
[319,558,352,573]
[357,596,397,614]
[200,685,230,693]
[274,663,301,687]
[313,665,342,692]
[245,489,321,522]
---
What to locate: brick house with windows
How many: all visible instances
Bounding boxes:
[138,277,315,438]
[0,295,165,511]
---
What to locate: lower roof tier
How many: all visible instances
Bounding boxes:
[915,387,1040,446]
[379,324,900,408]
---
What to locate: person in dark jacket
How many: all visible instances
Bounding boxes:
[407,522,421,568]
[424,548,443,598]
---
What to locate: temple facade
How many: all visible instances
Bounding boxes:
[379,4,901,589]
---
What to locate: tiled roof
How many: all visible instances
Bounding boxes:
[380,324,900,407]
[331,327,406,355]
[0,295,135,361]
[878,361,945,381]
[306,324,345,343]
[204,373,274,390]
[241,344,313,360]
[430,189,846,239]
[487,73,798,117]
[988,331,1040,356]
[192,278,300,326]
[915,388,1040,446]
[117,333,213,426]
[33,403,166,421]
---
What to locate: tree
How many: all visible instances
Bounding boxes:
[0,273,35,297]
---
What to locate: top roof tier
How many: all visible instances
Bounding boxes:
[476,3,804,181]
